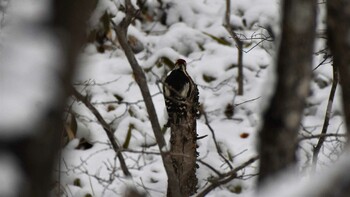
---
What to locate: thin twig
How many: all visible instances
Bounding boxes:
[312,63,339,171]
[234,96,261,107]
[197,159,223,177]
[73,77,121,86]
[120,149,162,155]
[224,0,244,95]
[91,92,162,105]
[201,109,233,169]
[313,54,332,71]
[196,156,259,197]
[299,133,346,142]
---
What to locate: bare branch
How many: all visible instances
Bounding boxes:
[196,156,259,197]
[71,87,131,177]
[201,109,233,169]
[224,0,244,95]
[299,133,346,142]
[312,63,339,170]
[197,159,223,177]
[234,96,261,107]
[111,1,182,196]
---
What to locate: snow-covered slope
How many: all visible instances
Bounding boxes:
[59,0,344,196]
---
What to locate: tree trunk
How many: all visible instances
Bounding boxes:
[167,84,199,197]
[257,0,317,186]
[0,0,94,196]
[322,2,350,195]
[327,0,350,139]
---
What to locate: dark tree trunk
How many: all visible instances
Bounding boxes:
[257,0,317,186]
[0,1,95,196]
[167,83,199,197]
[321,1,350,195]
[327,0,350,139]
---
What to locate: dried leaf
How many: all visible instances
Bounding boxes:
[113,94,124,101]
[240,132,249,138]
[123,124,134,149]
[203,74,216,83]
[73,178,81,187]
[202,32,231,46]
[161,57,175,69]
[224,103,234,118]
[107,105,116,112]
[70,114,78,136]
[227,150,234,162]
[76,138,93,150]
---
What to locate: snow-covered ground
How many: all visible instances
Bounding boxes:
[0,0,345,196]
[60,0,278,196]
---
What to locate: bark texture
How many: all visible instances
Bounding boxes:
[257,0,317,186]
[167,81,199,197]
[327,0,350,139]
[321,1,350,195]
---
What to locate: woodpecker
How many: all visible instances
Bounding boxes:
[163,59,198,126]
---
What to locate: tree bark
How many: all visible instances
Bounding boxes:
[322,2,350,195]
[27,1,95,196]
[327,0,350,139]
[167,83,199,197]
[312,63,338,170]
[0,0,95,196]
[257,0,317,186]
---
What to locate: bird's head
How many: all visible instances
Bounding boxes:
[174,59,187,71]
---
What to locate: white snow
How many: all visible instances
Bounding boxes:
[61,0,347,196]
[0,0,347,196]
[0,152,23,197]
[59,0,280,196]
